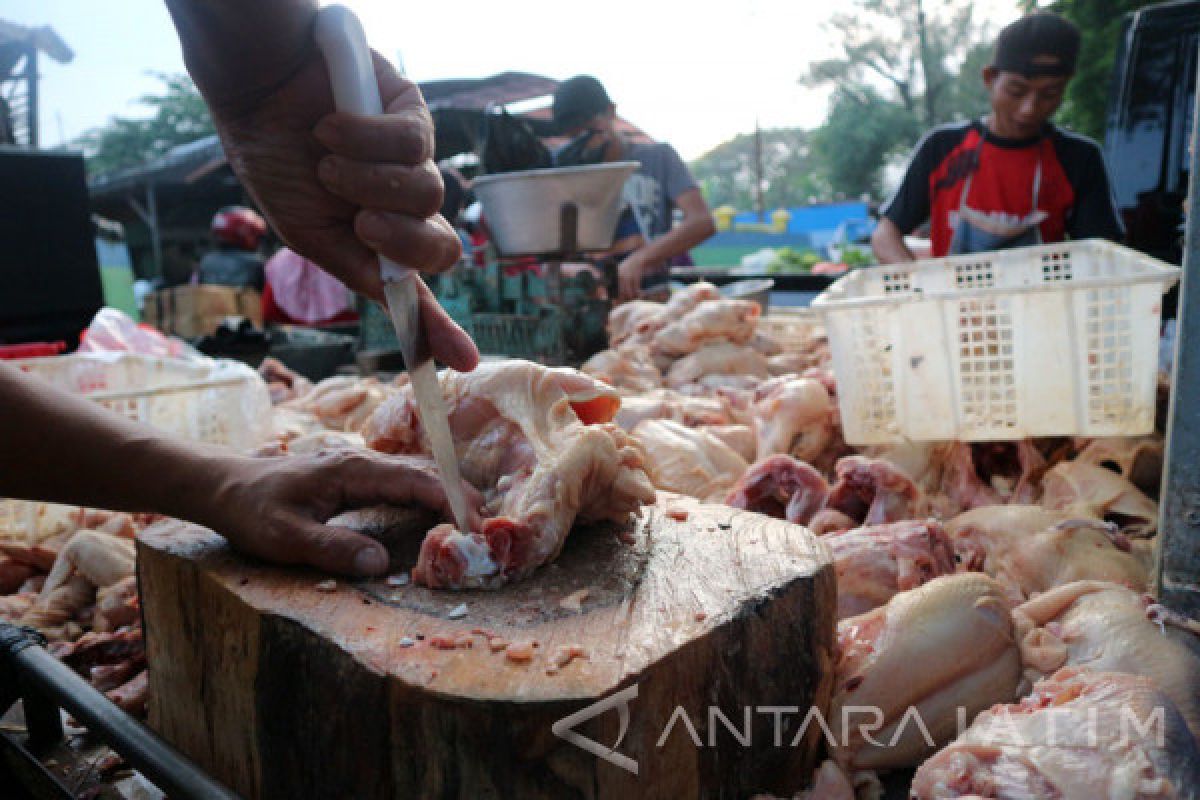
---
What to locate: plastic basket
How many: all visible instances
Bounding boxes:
[10,352,272,448]
[468,313,566,365]
[811,240,1180,444]
[2,353,273,544]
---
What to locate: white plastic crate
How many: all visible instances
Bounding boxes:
[812,240,1180,444]
[2,353,273,545]
[10,352,273,447]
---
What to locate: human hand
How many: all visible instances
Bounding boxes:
[203,450,484,578]
[616,253,647,302]
[207,50,478,371]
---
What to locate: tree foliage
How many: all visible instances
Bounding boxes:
[803,0,991,129]
[812,87,923,200]
[801,0,993,199]
[691,128,831,209]
[1020,0,1162,141]
[79,73,215,177]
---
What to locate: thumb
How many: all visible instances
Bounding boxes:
[287,519,390,577]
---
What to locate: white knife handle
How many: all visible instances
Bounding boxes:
[315,4,413,284]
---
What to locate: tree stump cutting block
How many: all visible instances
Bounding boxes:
[137,496,835,799]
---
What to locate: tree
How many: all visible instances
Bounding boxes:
[803,0,991,129]
[1021,0,1162,142]
[801,0,993,198]
[78,73,215,177]
[691,128,832,210]
[811,87,922,199]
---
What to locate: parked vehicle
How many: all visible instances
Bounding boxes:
[1104,0,1198,268]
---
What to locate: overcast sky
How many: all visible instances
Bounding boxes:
[8,0,1020,161]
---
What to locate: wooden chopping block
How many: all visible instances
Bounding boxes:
[137,496,835,799]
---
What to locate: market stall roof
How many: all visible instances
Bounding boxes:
[422,71,560,111]
[88,71,654,195]
[89,134,226,198]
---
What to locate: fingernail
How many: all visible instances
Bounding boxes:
[359,211,390,244]
[318,157,338,184]
[354,546,387,576]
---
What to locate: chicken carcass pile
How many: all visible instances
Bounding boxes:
[581,282,1197,798]
[0,509,153,717]
[3,278,1194,799]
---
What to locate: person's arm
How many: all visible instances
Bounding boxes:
[870,217,917,263]
[873,129,940,264]
[165,0,477,372]
[0,363,480,577]
[617,188,715,300]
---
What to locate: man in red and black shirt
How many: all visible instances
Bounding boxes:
[872,11,1124,263]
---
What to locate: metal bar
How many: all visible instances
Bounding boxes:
[1155,42,1200,618]
[19,680,63,751]
[146,183,163,279]
[127,195,152,227]
[24,44,37,148]
[0,625,240,800]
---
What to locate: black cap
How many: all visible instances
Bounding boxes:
[992,12,1080,78]
[552,75,611,132]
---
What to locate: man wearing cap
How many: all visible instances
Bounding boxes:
[871,11,1124,263]
[553,75,715,301]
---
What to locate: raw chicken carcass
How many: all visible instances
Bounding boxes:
[1013,580,1200,738]
[258,356,314,405]
[752,377,834,464]
[947,506,1147,600]
[864,441,944,490]
[0,556,36,594]
[686,373,762,393]
[724,455,829,526]
[663,280,721,317]
[702,424,756,463]
[749,331,783,357]
[1041,459,1159,536]
[825,520,957,620]
[910,668,1200,799]
[632,419,749,502]
[607,300,667,348]
[288,375,394,433]
[20,530,136,633]
[820,455,927,533]
[665,342,769,389]
[652,298,761,357]
[93,575,139,632]
[831,573,1021,771]
[1074,434,1165,498]
[581,346,662,392]
[613,388,733,431]
[253,428,365,457]
[362,360,655,589]
[935,440,1047,512]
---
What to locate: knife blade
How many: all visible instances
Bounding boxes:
[316,5,473,533]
